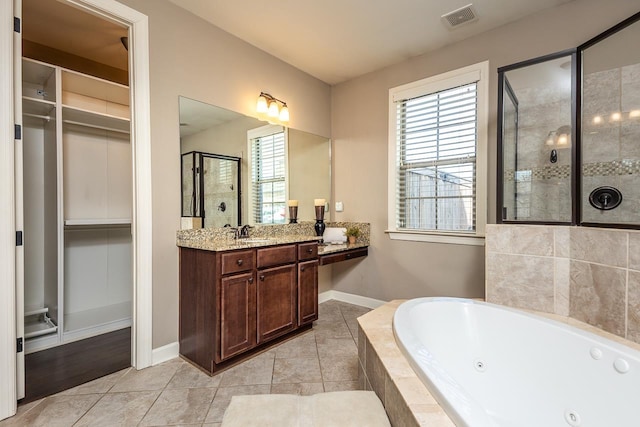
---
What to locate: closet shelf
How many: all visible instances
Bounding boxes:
[23,96,56,117]
[64,218,132,229]
[62,105,130,134]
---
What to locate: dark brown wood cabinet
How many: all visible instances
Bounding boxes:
[219,272,256,361]
[179,241,318,375]
[256,264,296,344]
[298,259,319,326]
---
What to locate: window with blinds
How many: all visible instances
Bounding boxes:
[395,81,478,232]
[250,130,287,224]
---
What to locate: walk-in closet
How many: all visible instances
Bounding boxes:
[20,0,132,401]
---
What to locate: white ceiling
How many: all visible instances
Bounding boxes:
[169,0,574,85]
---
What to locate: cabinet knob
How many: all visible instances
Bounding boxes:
[307,248,313,253]
[260,275,265,281]
[248,277,254,284]
[237,259,243,266]
[301,266,305,272]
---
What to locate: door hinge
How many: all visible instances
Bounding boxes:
[14,17,20,33]
[15,124,21,140]
[16,230,23,246]
[17,337,23,353]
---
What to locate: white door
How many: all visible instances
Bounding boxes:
[13,0,25,402]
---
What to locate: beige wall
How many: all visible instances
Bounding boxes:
[119,0,331,349]
[330,0,640,301]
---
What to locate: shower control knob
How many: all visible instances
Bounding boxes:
[589,186,622,211]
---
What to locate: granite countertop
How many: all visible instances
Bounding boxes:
[176,221,370,254]
[176,235,321,252]
[318,242,368,255]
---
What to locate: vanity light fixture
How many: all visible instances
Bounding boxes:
[256,92,289,123]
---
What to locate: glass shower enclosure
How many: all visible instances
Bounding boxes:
[498,10,640,228]
[498,51,575,224]
[181,151,241,228]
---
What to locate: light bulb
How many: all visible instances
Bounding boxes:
[630,110,640,119]
[545,132,555,146]
[268,100,279,118]
[593,116,602,124]
[557,134,568,145]
[256,94,268,113]
[611,112,622,121]
[279,104,289,122]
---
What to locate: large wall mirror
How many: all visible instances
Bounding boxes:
[179,96,331,227]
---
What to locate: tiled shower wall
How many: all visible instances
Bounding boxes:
[503,84,572,222]
[486,224,640,344]
[582,63,640,224]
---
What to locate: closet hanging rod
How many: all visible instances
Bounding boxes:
[24,112,52,122]
[63,119,130,135]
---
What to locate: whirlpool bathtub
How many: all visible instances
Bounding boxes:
[392,298,640,427]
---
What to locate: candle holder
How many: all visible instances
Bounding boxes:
[288,206,298,224]
[314,205,325,241]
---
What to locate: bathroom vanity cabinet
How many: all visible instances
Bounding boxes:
[179,241,319,374]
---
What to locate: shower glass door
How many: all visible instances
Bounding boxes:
[181,152,241,228]
[497,51,575,224]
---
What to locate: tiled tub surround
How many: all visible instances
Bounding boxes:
[486,224,640,343]
[359,299,640,427]
[358,301,455,427]
[176,221,370,251]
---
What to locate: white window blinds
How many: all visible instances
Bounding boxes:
[250,130,286,224]
[395,82,478,232]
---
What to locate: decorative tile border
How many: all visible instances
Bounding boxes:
[504,159,640,183]
[582,159,640,177]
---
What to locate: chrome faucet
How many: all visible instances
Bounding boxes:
[239,224,252,238]
[230,224,252,239]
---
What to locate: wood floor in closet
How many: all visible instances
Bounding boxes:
[22,328,131,404]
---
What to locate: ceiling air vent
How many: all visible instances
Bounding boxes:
[442,4,478,28]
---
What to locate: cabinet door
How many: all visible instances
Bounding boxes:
[220,272,256,361]
[257,264,296,344]
[298,260,319,326]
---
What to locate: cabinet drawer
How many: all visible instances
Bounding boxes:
[298,242,318,261]
[221,249,255,275]
[257,245,296,269]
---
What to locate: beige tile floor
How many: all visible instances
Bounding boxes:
[1,300,370,427]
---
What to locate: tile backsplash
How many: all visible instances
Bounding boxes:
[486,224,640,344]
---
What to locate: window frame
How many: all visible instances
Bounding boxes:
[387,61,489,246]
[247,124,289,225]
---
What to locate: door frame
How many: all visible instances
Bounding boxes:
[0,0,153,420]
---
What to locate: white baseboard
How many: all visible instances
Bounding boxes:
[149,292,384,366]
[318,290,386,309]
[152,341,179,366]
